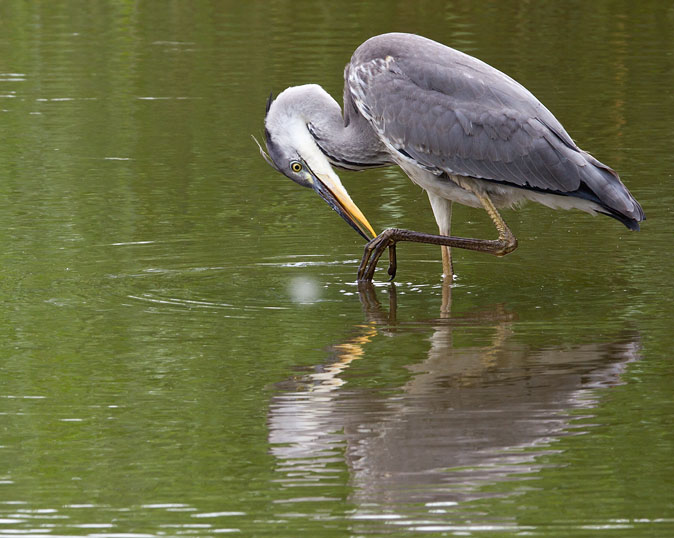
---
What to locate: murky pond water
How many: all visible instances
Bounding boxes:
[0,1,672,536]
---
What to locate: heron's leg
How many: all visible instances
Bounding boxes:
[472,190,517,249]
[427,193,454,278]
[358,191,517,282]
[441,274,452,317]
[441,247,453,279]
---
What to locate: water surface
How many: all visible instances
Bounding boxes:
[0,1,672,537]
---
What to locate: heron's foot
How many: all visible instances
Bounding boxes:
[493,230,517,256]
[358,228,399,282]
[356,225,517,282]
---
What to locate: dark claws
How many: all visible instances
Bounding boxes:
[358,228,397,282]
[387,243,397,281]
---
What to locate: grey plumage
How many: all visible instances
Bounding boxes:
[343,33,643,229]
[260,32,644,280]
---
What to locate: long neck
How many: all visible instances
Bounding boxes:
[306,94,392,171]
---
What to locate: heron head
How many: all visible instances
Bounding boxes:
[254,85,376,241]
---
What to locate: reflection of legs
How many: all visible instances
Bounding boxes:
[358,190,517,282]
[357,281,397,326]
[481,320,514,369]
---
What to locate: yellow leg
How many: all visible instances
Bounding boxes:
[471,190,517,255]
[441,245,453,278]
[358,189,517,281]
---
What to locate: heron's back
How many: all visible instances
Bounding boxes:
[345,33,644,230]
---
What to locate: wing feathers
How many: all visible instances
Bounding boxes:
[347,36,643,223]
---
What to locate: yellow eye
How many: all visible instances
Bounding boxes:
[291,161,302,173]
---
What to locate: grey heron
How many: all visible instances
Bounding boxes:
[257,33,644,281]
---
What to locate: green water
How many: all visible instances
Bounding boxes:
[0,1,672,536]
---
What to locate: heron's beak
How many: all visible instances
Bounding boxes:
[311,171,377,241]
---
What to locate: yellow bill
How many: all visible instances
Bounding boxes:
[312,171,377,241]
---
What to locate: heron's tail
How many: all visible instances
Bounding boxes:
[579,154,645,231]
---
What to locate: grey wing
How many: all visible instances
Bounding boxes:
[346,43,642,221]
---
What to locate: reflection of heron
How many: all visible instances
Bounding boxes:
[257,33,644,281]
[267,283,641,526]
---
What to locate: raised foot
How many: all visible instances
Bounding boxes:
[356,227,518,282]
[357,228,399,282]
[493,232,518,256]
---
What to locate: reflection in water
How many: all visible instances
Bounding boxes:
[268,283,640,531]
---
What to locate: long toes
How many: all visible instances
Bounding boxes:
[364,256,378,281]
[357,255,369,280]
[361,246,378,281]
[358,241,377,280]
[364,241,389,281]
[387,244,397,281]
[359,230,396,281]
[362,246,378,280]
